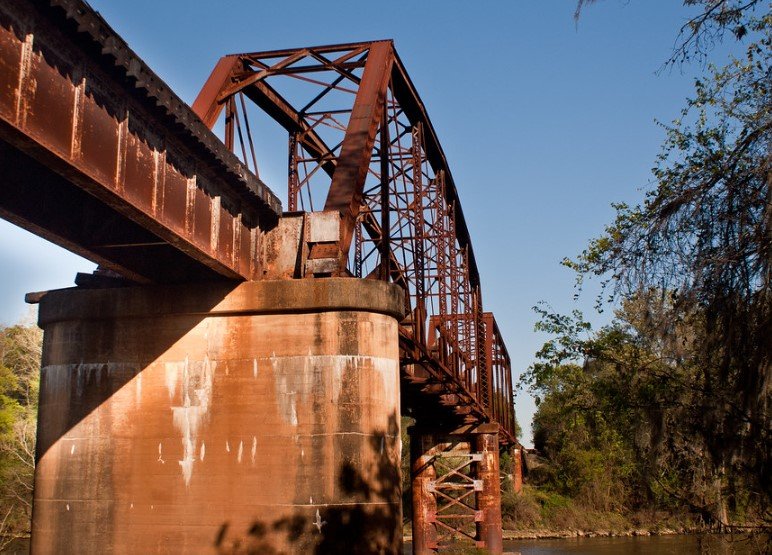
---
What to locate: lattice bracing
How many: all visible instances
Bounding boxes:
[430,450,484,548]
[192,41,516,443]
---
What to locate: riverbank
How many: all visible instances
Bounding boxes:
[405,527,758,542]
[499,486,708,537]
[402,534,770,555]
[509,534,770,555]
[406,525,744,543]
[503,525,707,540]
[402,533,770,555]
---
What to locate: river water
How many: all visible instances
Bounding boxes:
[510,535,767,554]
[6,534,767,553]
[404,534,767,554]
[507,534,764,554]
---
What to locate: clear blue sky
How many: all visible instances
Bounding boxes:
[0,0,742,445]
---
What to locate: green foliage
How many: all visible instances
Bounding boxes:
[524,292,769,527]
[529,0,771,532]
[0,366,21,437]
[0,322,41,548]
[440,545,489,555]
[527,307,646,512]
[501,489,541,529]
[501,485,635,532]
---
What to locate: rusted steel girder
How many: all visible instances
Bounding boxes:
[483,313,517,436]
[0,0,280,283]
[323,41,392,254]
[191,41,480,276]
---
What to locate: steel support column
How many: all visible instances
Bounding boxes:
[512,444,524,494]
[409,425,504,553]
[410,430,438,554]
[475,432,503,554]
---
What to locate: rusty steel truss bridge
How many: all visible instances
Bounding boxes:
[0,1,519,553]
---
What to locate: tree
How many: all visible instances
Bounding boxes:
[0,323,41,548]
[525,294,769,525]
[536,0,772,527]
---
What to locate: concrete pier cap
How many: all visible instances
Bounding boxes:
[32,278,405,554]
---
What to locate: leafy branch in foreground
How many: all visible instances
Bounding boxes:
[575,1,766,67]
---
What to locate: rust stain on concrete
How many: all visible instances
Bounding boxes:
[32,279,404,554]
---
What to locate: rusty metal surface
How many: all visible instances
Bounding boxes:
[410,431,439,554]
[408,430,503,553]
[0,0,280,282]
[48,0,280,215]
[511,444,524,495]
[193,41,517,444]
[484,313,517,436]
[475,433,503,554]
[323,41,393,254]
[431,449,484,547]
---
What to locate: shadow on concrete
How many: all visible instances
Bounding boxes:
[213,412,402,555]
[34,281,237,461]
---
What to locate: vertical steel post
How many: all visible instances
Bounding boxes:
[472,284,493,408]
[411,123,427,344]
[436,171,448,319]
[354,222,363,278]
[475,432,503,554]
[512,444,524,494]
[478,301,491,410]
[288,131,298,211]
[224,97,235,151]
[410,430,438,554]
[380,101,390,281]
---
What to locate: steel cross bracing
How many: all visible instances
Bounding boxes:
[430,449,485,547]
[193,41,517,443]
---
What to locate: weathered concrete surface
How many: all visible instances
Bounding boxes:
[32,278,404,554]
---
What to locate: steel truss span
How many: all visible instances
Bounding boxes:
[193,41,516,443]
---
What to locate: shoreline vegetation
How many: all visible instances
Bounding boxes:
[514,5,771,550]
[500,486,702,540]
[402,483,770,543]
[520,1,770,547]
[499,485,766,540]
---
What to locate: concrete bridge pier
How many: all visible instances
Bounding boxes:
[30,278,404,554]
[408,426,503,554]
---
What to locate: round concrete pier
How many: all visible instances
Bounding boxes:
[31,279,404,554]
